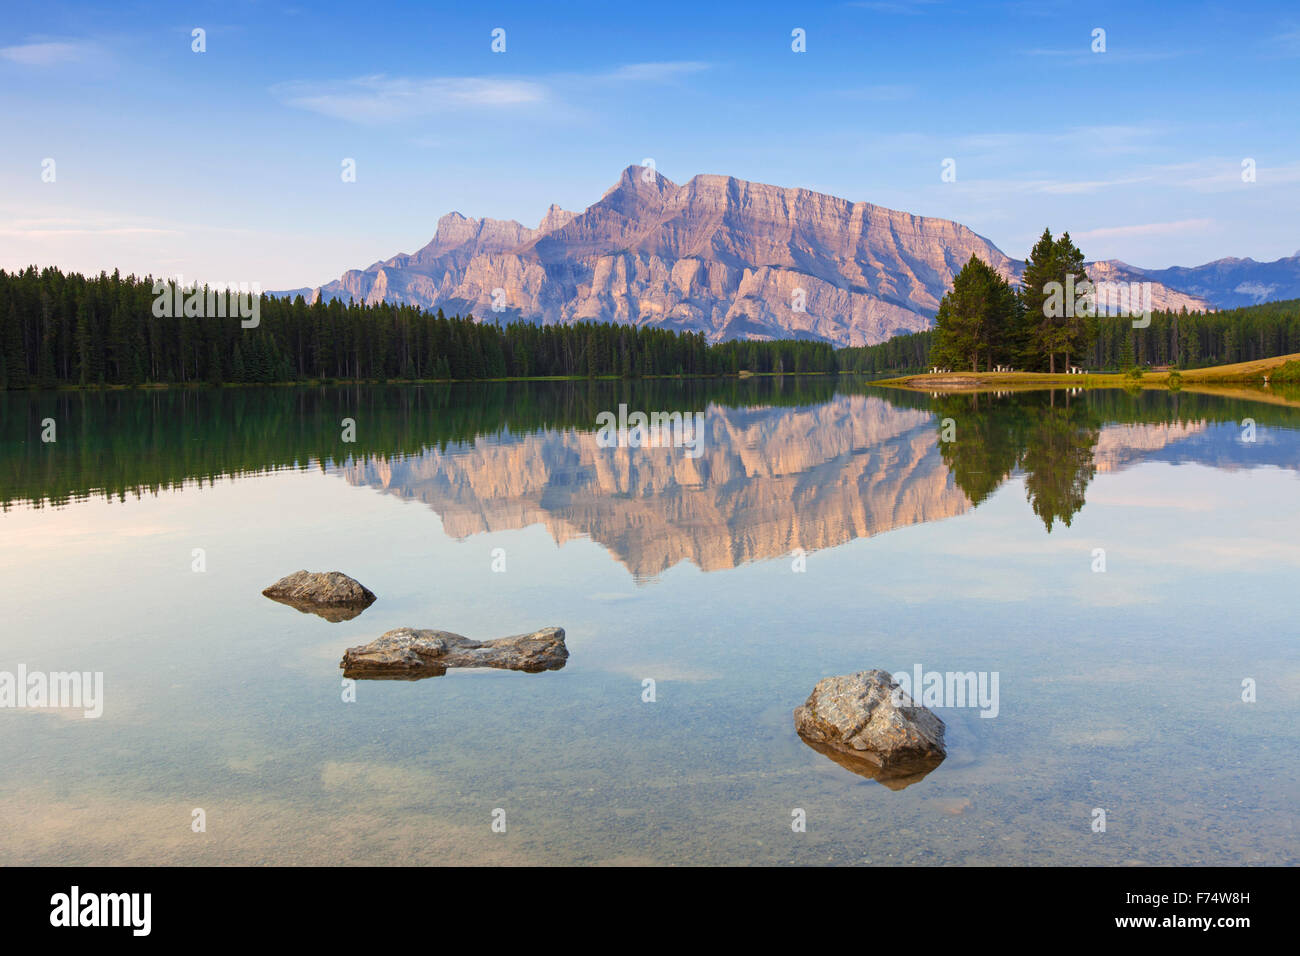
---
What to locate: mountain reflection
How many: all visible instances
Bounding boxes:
[334,387,1296,578]
[337,392,965,580]
[3,383,1297,580]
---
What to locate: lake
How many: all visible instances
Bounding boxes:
[1,379,1296,865]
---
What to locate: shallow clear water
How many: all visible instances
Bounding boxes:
[1,381,1296,865]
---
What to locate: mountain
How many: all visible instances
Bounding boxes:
[282,166,1223,347]
[1086,253,1300,310]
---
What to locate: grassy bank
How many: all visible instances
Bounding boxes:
[874,352,1300,391]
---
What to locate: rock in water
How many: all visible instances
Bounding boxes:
[793,669,946,788]
[262,570,377,622]
[340,626,567,680]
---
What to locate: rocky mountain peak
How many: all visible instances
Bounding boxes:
[538,203,577,234]
[285,168,1283,344]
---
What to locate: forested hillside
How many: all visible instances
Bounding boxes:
[3,265,1298,389]
[842,299,1300,373]
[0,266,837,388]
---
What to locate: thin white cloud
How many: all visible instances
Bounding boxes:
[1023,47,1186,63]
[272,74,548,123]
[0,39,96,66]
[275,62,711,124]
[1075,219,1214,240]
[0,227,180,238]
[1175,159,1300,192]
[1057,124,1164,156]
[847,0,941,13]
[837,84,916,102]
[929,174,1153,203]
[954,131,1028,154]
[1037,175,1154,194]
[603,61,709,83]
[941,125,1161,162]
[1266,27,1300,55]
[0,216,181,239]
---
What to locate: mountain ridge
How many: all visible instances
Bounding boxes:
[277,167,1296,346]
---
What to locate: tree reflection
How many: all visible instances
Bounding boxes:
[936,390,1101,531]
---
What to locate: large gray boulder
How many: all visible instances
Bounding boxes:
[794,669,946,788]
[262,570,377,622]
[340,626,567,680]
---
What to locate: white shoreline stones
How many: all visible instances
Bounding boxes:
[262,570,377,622]
[794,669,946,789]
[340,626,568,680]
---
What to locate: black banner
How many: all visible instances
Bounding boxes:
[1,865,1283,941]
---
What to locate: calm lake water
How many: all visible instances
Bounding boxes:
[1,379,1297,865]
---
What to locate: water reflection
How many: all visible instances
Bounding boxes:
[3,383,1298,581]
[337,392,961,579]
[337,388,1299,577]
[796,736,945,790]
[262,597,373,623]
[2,381,1299,865]
[935,392,1101,531]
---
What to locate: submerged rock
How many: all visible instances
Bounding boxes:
[340,626,567,680]
[262,570,377,622]
[794,669,946,788]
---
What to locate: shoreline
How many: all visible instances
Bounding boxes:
[0,370,878,393]
[872,352,1300,392]
[4,353,1296,394]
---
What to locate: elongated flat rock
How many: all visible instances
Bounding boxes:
[262,570,377,622]
[794,669,945,788]
[340,626,567,680]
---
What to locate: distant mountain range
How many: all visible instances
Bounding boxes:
[278,167,1300,347]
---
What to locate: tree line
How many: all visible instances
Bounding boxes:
[4,262,1299,389]
[847,295,1300,374]
[925,229,1096,373]
[0,266,839,389]
[841,226,1300,374]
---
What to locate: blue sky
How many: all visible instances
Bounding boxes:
[2,0,1298,290]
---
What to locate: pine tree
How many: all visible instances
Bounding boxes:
[1,299,27,387]
[1017,229,1094,372]
[1054,231,1093,371]
[1119,330,1134,370]
[37,331,56,388]
[1017,229,1058,372]
[74,298,93,385]
[208,343,223,385]
[929,255,1016,371]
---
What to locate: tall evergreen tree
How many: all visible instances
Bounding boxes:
[1054,231,1094,371]
[1018,229,1094,373]
[1019,229,1061,372]
[929,254,1017,371]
